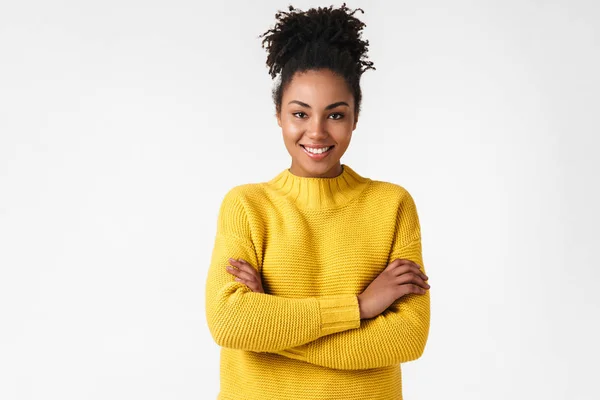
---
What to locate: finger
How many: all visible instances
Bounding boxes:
[234,277,260,292]
[225,265,242,278]
[407,284,427,294]
[392,263,428,280]
[230,263,260,283]
[233,276,251,288]
[392,258,424,271]
[384,258,405,271]
[229,258,258,276]
[230,257,252,266]
[387,259,427,278]
[399,273,430,288]
[226,266,257,282]
[398,283,427,296]
[395,272,430,289]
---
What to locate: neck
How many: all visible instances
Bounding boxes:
[266,164,371,210]
[288,161,343,178]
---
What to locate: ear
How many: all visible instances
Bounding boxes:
[353,115,358,130]
[276,111,282,128]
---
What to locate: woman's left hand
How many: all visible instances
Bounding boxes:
[226,258,265,293]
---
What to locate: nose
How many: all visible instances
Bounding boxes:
[306,116,328,139]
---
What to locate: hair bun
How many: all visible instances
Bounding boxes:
[259,3,375,79]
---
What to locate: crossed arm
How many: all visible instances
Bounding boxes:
[205,189,362,353]
[265,189,430,370]
[205,187,430,369]
[267,236,430,370]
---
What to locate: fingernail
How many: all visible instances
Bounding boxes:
[229,258,236,262]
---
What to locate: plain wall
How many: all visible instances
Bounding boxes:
[1,0,599,399]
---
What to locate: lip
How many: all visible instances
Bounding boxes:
[300,144,334,160]
[300,144,334,149]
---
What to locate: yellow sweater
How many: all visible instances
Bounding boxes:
[205,164,430,400]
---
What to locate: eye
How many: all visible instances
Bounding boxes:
[292,112,344,120]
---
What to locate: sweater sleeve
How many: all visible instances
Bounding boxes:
[267,188,430,369]
[204,188,361,352]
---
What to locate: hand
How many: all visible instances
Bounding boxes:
[226,258,265,293]
[357,258,430,319]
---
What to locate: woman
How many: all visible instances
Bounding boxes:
[205,4,431,399]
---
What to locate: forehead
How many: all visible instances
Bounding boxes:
[283,69,353,105]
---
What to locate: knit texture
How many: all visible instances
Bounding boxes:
[205,164,430,400]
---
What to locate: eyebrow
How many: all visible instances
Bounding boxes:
[288,100,350,110]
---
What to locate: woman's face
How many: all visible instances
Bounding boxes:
[276,68,357,178]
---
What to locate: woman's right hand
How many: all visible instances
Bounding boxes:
[357,258,430,319]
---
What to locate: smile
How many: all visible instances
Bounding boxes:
[300,145,334,159]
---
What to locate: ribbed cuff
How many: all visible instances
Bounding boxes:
[318,295,361,335]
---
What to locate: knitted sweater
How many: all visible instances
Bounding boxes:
[205,164,430,400]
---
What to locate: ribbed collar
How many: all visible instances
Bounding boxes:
[265,164,372,210]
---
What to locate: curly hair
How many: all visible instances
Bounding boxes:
[259,3,376,119]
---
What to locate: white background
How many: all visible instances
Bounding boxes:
[1,0,599,399]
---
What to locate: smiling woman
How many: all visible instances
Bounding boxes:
[204,3,430,400]
[277,69,356,177]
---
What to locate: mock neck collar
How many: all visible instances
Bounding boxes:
[265,164,372,210]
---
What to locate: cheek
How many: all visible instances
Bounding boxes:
[282,116,302,130]
[281,120,304,140]
[281,130,300,151]
[332,125,353,145]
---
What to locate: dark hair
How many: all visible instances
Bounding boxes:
[259,3,376,119]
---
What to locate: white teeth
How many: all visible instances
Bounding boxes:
[304,146,331,154]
